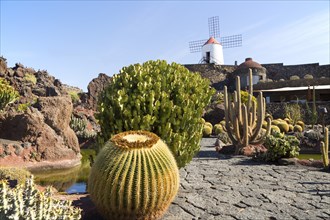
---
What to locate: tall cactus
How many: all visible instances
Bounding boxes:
[88,130,180,220]
[321,127,329,169]
[224,69,271,154]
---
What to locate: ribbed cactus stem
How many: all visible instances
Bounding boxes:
[89,130,180,220]
[321,127,329,169]
[223,68,271,154]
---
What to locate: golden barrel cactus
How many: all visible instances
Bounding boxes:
[88,131,180,220]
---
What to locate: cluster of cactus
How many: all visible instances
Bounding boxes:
[224,69,271,154]
[23,73,37,84]
[0,176,81,219]
[0,78,19,110]
[269,117,305,134]
[88,130,179,220]
[70,115,87,132]
[0,167,31,186]
[304,74,314,80]
[262,132,300,162]
[290,75,300,80]
[203,122,213,137]
[96,60,214,168]
[321,127,329,169]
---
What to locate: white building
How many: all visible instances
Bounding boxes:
[202,37,224,65]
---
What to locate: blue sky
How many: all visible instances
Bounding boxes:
[1,1,329,91]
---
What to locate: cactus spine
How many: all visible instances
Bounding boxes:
[224,69,271,154]
[0,176,81,219]
[321,127,329,169]
[88,130,180,220]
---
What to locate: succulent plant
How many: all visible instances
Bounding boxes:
[277,122,289,133]
[88,130,179,220]
[96,60,214,168]
[271,125,281,134]
[0,176,81,219]
[224,69,271,154]
[294,125,303,132]
[213,124,224,135]
[321,127,329,169]
[0,78,19,111]
[203,125,213,137]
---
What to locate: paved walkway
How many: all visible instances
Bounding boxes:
[162,138,330,220]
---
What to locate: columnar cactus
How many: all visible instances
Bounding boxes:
[224,69,271,154]
[321,127,329,169]
[97,60,214,168]
[88,130,180,220]
[0,176,81,219]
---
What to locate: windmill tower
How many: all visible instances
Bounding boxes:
[189,16,242,65]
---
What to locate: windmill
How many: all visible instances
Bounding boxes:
[189,16,242,65]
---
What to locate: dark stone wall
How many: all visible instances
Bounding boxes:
[262,63,330,81]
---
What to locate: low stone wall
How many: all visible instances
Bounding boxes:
[266,102,330,125]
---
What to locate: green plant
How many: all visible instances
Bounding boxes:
[271,125,281,134]
[0,176,81,219]
[70,115,87,132]
[271,120,281,126]
[277,122,289,133]
[296,120,305,130]
[204,122,213,129]
[0,78,19,110]
[23,73,37,84]
[290,75,300,80]
[203,124,212,137]
[304,74,313,79]
[0,167,31,186]
[284,103,301,125]
[294,125,303,132]
[213,124,224,135]
[88,131,179,220]
[263,132,300,162]
[321,127,329,169]
[224,69,271,154]
[240,90,257,106]
[17,103,31,112]
[96,60,214,168]
[68,90,80,104]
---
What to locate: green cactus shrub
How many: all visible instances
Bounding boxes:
[23,73,37,84]
[96,60,214,168]
[277,122,290,133]
[224,69,271,154]
[213,124,224,135]
[0,176,81,219]
[284,103,301,126]
[88,130,179,220]
[0,167,31,186]
[0,78,19,111]
[262,133,300,162]
[294,125,303,132]
[321,127,329,169]
[203,125,213,137]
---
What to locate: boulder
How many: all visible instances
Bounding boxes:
[87,73,112,110]
[0,97,79,161]
[203,103,225,125]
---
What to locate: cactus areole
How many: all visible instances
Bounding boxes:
[88,130,180,220]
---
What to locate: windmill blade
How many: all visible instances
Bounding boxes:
[189,39,207,53]
[208,16,220,38]
[220,34,242,49]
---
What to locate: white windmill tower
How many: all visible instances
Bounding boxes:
[189,16,242,65]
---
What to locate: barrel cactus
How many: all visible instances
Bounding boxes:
[88,130,180,220]
[97,60,214,167]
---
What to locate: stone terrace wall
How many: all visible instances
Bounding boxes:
[254,78,330,90]
[184,64,236,90]
[262,63,330,81]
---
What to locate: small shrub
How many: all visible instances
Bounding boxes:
[262,133,300,162]
[97,60,214,168]
[304,74,313,80]
[23,73,37,84]
[0,167,31,186]
[68,90,80,104]
[0,78,19,110]
[304,130,322,141]
[0,176,81,219]
[285,103,301,125]
[217,132,232,145]
[290,75,300,80]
